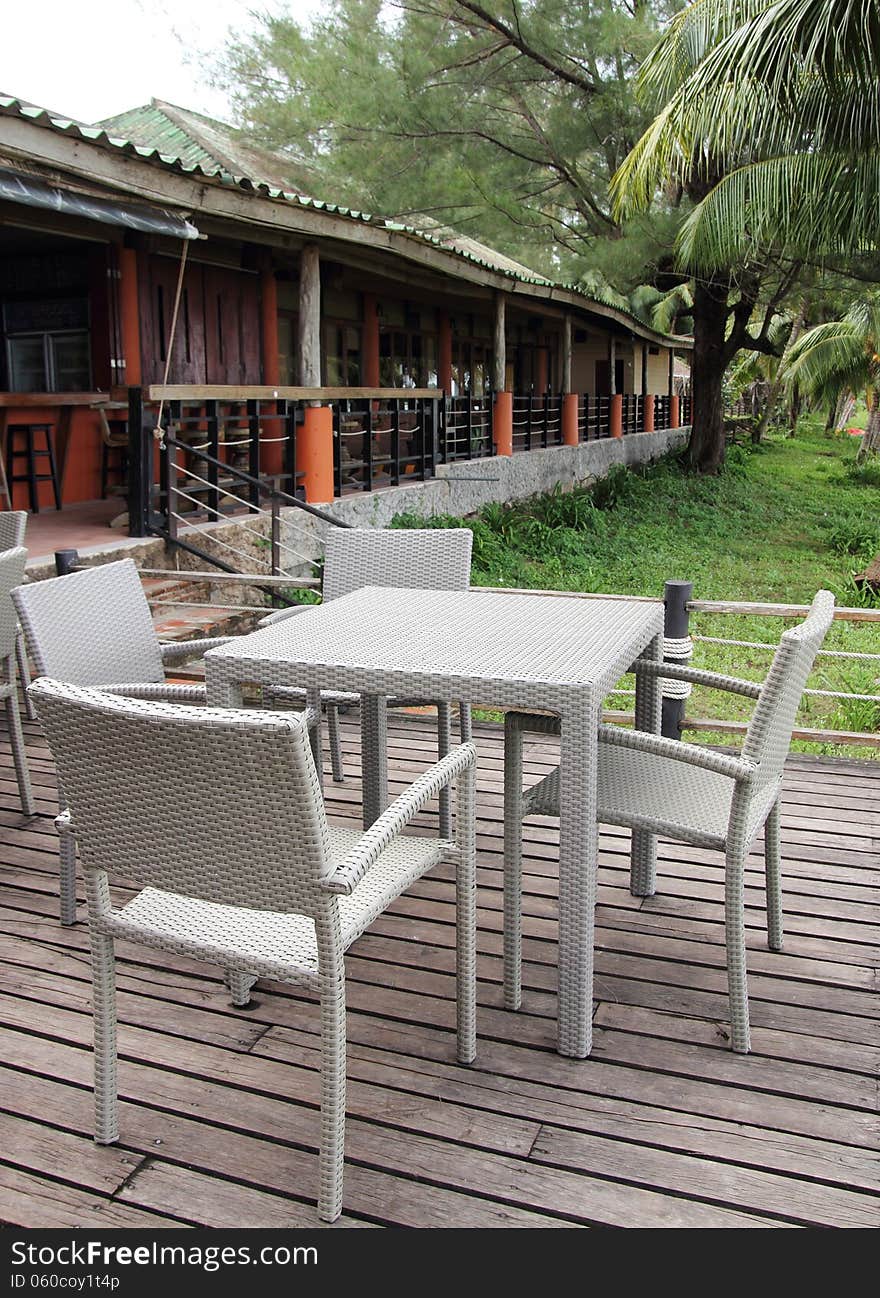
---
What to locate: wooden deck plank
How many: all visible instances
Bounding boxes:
[0,710,876,1228]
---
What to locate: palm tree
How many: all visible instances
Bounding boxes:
[783,297,880,458]
[611,0,880,471]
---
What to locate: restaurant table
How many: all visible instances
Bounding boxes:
[205,586,664,1058]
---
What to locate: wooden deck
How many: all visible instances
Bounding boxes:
[1,708,878,1229]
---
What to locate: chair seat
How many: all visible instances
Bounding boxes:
[526,743,778,850]
[101,826,449,982]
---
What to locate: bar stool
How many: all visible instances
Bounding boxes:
[5,423,62,513]
[100,416,129,498]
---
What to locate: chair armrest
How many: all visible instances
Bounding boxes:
[505,711,561,737]
[321,742,477,895]
[598,723,756,782]
[160,637,234,663]
[632,659,762,699]
[259,604,311,629]
[102,681,207,704]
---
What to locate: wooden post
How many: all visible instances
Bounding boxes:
[493,391,513,456]
[363,293,380,387]
[298,244,322,387]
[562,315,572,394]
[610,393,623,438]
[668,347,675,398]
[299,406,334,503]
[641,342,648,398]
[493,293,506,391]
[118,247,141,387]
[562,392,579,445]
[259,262,282,478]
[609,335,617,394]
[662,580,692,740]
[438,310,452,392]
[643,393,655,432]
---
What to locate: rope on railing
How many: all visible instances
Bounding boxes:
[693,633,880,661]
[660,633,694,700]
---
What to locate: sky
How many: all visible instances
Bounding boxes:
[0,0,321,125]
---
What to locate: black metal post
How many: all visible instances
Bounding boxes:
[662,579,692,739]
[127,386,150,537]
[54,549,79,577]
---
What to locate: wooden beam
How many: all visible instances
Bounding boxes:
[689,599,880,623]
[494,292,506,390]
[561,314,572,394]
[148,385,438,401]
[298,243,321,388]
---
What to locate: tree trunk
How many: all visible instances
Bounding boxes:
[685,281,729,473]
[858,403,880,460]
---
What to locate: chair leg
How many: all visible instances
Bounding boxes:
[225,970,256,1006]
[326,702,345,783]
[764,798,783,951]
[5,685,34,818]
[59,828,78,926]
[317,959,347,1223]
[16,629,36,722]
[725,847,751,1053]
[90,931,119,1144]
[455,757,477,1064]
[45,427,62,510]
[502,712,525,1011]
[437,701,453,840]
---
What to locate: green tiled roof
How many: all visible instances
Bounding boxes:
[0,93,689,346]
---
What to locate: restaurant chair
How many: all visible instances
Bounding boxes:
[30,678,477,1223]
[5,423,61,512]
[502,590,835,1054]
[13,558,234,924]
[0,546,35,817]
[260,528,473,831]
[0,510,35,719]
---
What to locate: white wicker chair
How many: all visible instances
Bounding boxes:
[262,528,474,827]
[503,590,835,1054]
[0,511,35,719]
[29,677,477,1223]
[13,558,233,924]
[0,546,34,816]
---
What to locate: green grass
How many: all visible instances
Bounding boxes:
[392,418,880,758]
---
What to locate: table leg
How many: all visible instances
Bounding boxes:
[361,693,388,829]
[556,697,598,1058]
[306,686,323,784]
[205,677,243,709]
[631,631,663,896]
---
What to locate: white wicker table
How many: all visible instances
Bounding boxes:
[205,586,664,1058]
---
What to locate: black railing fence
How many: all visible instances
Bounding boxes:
[128,385,695,557]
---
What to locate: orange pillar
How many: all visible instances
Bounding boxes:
[643,393,655,432]
[260,264,282,476]
[562,392,579,446]
[438,311,452,392]
[610,393,623,438]
[494,390,513,456]
[670,394,680,429]
[363,293,380,387]
[300,406,334,502]
[119,247,142,388]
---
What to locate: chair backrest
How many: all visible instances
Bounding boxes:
[0,547,27,659]
[12,558,165,687]
[29,679,334,914]
[0,511,27,551]
[742,590,835,792]
[321,528,473,602]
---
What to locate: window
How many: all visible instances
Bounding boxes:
[323,321,361,386]
[3,298,91,391]
[451,339,490,396]
[379,327,437,388]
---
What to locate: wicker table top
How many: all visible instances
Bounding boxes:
[206,587,663,709]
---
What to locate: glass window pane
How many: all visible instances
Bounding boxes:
[7,336,47,391]
[50,331,91,390]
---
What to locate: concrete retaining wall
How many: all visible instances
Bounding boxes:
[304,424,690,531]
